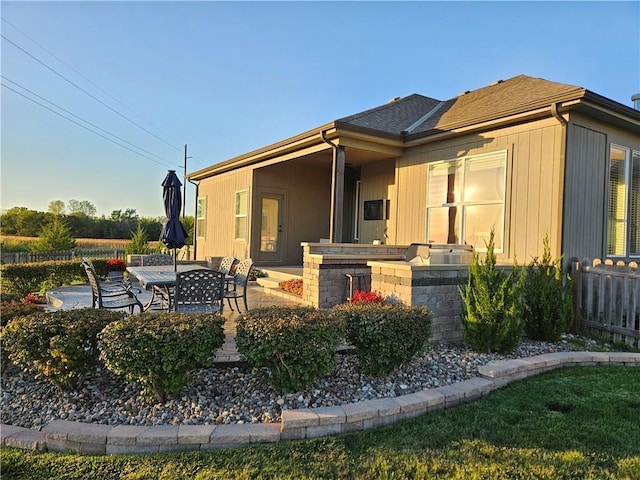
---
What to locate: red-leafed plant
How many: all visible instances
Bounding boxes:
[105,258,127,272]
[351,290,384,304]
[279,278,303,296]
[24,293,47,305]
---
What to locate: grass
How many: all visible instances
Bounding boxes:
[2,365,639,479]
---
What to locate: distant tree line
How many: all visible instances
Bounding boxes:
[0,201,194,243]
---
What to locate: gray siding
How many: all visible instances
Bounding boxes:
[562,123,607,261]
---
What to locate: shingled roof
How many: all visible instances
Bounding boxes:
[336,75,585,138]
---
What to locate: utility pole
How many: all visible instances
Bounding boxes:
[183,144,187,220]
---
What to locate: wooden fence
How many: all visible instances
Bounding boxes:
[570,257,639,347]
[0,249,126,265]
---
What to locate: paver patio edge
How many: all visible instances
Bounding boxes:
[1,351,638,454]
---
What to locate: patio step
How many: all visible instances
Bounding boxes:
[255,267,302,289]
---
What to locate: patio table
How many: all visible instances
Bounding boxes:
[126,264,209,311]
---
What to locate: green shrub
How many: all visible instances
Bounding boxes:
[460,229,525,354]
[30,217,76,252]
[0,260,87,297]
[99,312,225,402]
[1,308,122,389]
[523,236,573,341]
[235,306,344,393]
[125,224,151,256]
[0,300,45,327]
[333,302,431,375]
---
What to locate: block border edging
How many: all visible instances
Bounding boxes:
[1,351,638,454]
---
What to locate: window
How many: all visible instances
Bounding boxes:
[426,151,507,251]
[196,197,206,238]
[235,190,248,240]
[607,144,640,257]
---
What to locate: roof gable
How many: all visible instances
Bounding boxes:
[337,94,442,135]
[408,75,585,135]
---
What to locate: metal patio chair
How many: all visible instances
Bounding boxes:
[82,262,143,314]
[140,254,174,266]
[81,257,136,293]
[224,258,254,313]
[173,269,226,314]
[217,256,239,275]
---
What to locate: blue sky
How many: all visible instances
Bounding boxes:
[2,1,639,220]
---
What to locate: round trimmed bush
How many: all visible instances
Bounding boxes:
[235,306,344,393]
[99,311,225,402]
[333,302,432,375]
[1,308,123,389]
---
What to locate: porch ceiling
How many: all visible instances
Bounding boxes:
[275,146,397,168]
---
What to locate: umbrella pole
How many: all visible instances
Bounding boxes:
[174,248,177,272]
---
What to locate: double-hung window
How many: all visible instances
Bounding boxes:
[426,150,507,251]
[607,144,640,257]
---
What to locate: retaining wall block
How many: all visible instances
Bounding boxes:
[1,425,45,451]
[178,425,216,445]
[247,423,281,443]
[136,425,178,446]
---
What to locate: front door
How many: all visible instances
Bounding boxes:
[257,192,285,263]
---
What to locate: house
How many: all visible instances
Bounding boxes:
[188,75,640,269]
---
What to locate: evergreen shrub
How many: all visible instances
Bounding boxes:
[99,311,225,402]
[1,308,122,389]
[333,302,431,375]
[460,230,525,354]
[523,236,573,341]
[235,306,344,392]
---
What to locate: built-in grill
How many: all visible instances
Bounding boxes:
[405,243,473,265]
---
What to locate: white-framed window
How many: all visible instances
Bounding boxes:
[426,150,507,251]
[196,197,206,238]
[607,144,640,257]
[234,190,249,241]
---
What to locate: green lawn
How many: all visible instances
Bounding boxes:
[2,366,639,480]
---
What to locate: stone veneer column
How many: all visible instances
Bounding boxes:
[368,261,469,343]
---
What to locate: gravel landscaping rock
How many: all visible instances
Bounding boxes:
[1,338,588,429]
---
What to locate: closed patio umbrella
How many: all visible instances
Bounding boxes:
[160,170,188,271]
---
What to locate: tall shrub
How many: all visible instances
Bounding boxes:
[523,236,573,341]
[30,217,76,252]
[125,224,151,256]
[460,230,524,354]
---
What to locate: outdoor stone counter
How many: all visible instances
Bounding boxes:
[368,260,469,342]
[301,242,407,308]
[2,352,638,454]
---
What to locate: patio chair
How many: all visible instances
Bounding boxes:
[140,254,174,266]
[173,269,226,314]
[81,257,136,293]
[217,256,239,275]
[82,262,143,314]
[224,258,254,313]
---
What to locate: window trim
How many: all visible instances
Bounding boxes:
[196,196,207,239]
[234,189,249,241]
[426,150,507,252]
[606,144,631,257]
